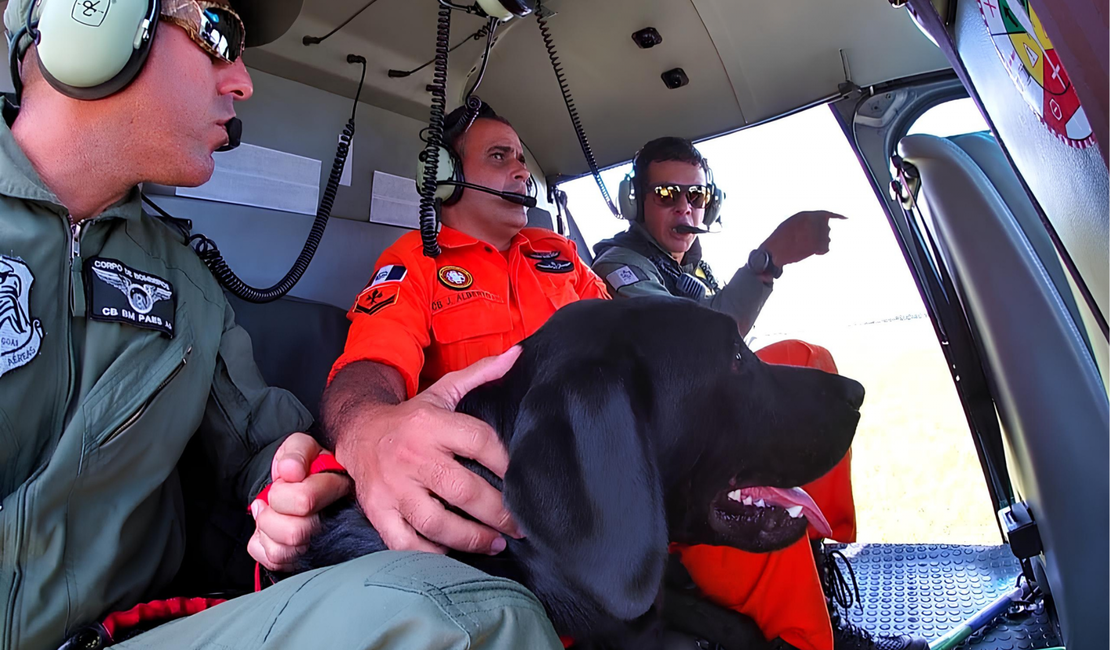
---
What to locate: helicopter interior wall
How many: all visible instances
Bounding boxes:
[151,66,558,311]
[897,132,1109,650]
[948,0,1108,327]
[247,0,951,179]
[148,67,423,310]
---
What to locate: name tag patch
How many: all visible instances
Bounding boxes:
[430,289,502,313]
[535,259,574,274]
[86,257,175,337]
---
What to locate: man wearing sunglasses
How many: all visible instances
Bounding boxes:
[591,138,927,650]
[0,2,558,650]
[593,137,846,334]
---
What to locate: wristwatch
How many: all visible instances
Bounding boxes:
[747,248,782,279]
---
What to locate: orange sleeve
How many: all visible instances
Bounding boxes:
[328,245,431,399]
[577,260,612,300]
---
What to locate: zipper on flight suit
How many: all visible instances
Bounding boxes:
[98,345,192,448]
[70,221,85,316]
[4,217,86,650]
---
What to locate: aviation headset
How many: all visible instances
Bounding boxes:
[473,0,534,21]
[417,97,536,206]
[10,0,162,100]
[618,140,725,227]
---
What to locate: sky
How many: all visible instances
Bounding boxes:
[562,99,988,339]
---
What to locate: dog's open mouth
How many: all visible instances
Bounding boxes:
[708,486,832,552]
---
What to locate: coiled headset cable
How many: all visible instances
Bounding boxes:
[145,54,368,303]
[415,2,456,258]
[536,4,618,218]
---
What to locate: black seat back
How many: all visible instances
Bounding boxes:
[226,293,351,421]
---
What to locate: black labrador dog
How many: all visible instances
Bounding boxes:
[301,296,863,647]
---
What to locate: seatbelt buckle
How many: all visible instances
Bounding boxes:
[58,623,111,650]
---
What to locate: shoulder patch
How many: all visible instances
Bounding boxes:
[370,264,407,287]
[605,265,648,290]
[353,285,399,317]
[0,256,44,376]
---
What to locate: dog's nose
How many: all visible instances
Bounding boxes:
[839,377,865,410]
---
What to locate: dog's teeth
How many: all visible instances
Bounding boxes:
[787,506,804,518]
[742,496,753,506]
[728,490,742,502]
[754,499,766,508]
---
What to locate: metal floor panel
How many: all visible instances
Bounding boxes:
[830,544,1062,650]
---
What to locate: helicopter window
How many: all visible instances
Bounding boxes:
[907,97,990,138]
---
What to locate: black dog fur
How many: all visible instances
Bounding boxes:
[302,296,864,647]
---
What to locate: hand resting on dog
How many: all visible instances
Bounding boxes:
[319,350,525,556]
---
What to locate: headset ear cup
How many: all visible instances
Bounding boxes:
[475,0,535,19]
[618,175,637,221]
[703,186,724,227]
[437,145,465,205]
[35,0,159,100]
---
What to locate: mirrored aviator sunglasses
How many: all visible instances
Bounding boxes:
[650,183,712,209]
[160,0,245,64]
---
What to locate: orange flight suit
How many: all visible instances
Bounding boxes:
[330,225,609,395]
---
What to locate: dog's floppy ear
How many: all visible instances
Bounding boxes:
[504,360,668,626]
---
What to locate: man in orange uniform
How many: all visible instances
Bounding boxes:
[320,102,607,562]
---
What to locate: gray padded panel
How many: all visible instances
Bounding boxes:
[565,209,594,265]
[155,194,401,311]
[898,133,1108,649]
[527,207,555,230]
[948,133,1086,345]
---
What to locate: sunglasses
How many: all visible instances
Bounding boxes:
[648,183,714,209]
[160,0,245,64]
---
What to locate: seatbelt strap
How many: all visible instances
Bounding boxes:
[551,187,568,236]
[890,154,1015,520]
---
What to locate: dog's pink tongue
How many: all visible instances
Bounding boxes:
[747,486,833,538]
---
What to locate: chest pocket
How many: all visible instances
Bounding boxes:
[429,295,512,376]
[534,265,580,310]
[431,294,512,344]
[82,306,196,452]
